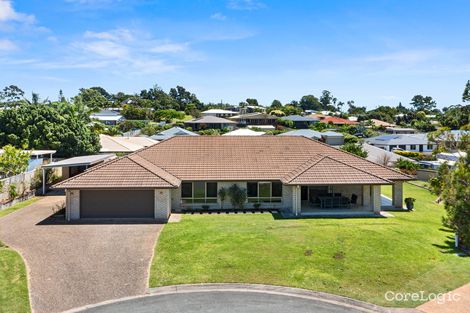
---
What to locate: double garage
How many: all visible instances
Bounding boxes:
[66,189,171,221]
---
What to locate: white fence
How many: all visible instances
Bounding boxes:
[0,169,37,206]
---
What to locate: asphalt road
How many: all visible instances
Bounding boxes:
[79,291,367,313]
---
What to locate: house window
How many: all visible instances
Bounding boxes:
[410,145,416,150]
[247,181,283,203]
[399,145,406,150]
[389,145,396,150]
[427,144,434,150]
[181,182,218,204]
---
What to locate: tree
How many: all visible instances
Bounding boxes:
[73,88,110,111]
[299,95,321,111]
[245,98,259,106]
[0,103,100,157]
[282,105,302,116]
[410,95,436,113]
[121,104,152,120]
[433,153,470,249]
[0,85,25,103]
[340,143,368,158]
[155,109,186,122]
[0,145,30,178]
[319,90,337,111]
[347,101,366,115]
[438,105,470,129]
[270,99,283,109]
[463,80,470,102]
[169,86,202,110]
[90,87,112,100]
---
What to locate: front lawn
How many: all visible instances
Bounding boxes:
[150,183,470,307]
[0,242,30,313]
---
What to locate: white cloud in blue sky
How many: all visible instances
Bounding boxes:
[1,0,470,108]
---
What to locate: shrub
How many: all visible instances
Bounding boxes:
[340,143,368,158]
[395,158,419,175]
[8,184,18,200]
[218,187,227,209]
[405,197,416,211]
[227,184,247,210]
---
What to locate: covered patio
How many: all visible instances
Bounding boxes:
[289,182,404,217]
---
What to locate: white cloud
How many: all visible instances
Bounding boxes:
[211,12,227,21]
[150,42,188,53]
[0,38,17,51]
[84,28,133,42]
[0,0,35,23]
[74,40,129,58]
[227,0,265,10]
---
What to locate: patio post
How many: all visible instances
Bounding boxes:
[392,181,403,209]
[42,167,46,195]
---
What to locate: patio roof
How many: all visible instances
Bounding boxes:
[43,154,116,168]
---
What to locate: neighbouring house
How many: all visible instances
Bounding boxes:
[201,109,238,118]
[247,125,276,130]
[370,119,395,128]
[43,154,115,194]
[385,127,417,134]
[317,116,358,126]
[0,149,56,173]
[99,134,157,154]
[90,109,124,125]
[281,115,319,129]
[362,143,416,167]
[54,137,411,222]
[366,133,436,153]
[222,128,265,136]
[150,127,199,141]
[229,112,278,126]
[184,116,236,131]
[279,129,344,146]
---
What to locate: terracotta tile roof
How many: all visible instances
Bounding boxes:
[54,156,180,189]
[55,136,410,189]
[282,156,391,185]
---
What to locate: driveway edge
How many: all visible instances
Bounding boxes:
[64,283,422,313]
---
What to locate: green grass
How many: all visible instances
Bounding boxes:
[150,183,470,307]
[0,197,39,219]
[0,197,38,312]
[0,243,30,313]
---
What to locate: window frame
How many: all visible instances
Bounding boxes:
[410,144,416,150]
[181,181,218,204]
[247,181,283,203]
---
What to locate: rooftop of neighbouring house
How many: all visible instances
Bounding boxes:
[54,136,411,189]
[366,133,430,145]
[281,115,320,122]
[99,134,158,153]
[184,115,236,124]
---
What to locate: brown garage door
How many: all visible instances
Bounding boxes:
[80,190,154,218]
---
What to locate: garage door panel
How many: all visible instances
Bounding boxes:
[80,190,154,218]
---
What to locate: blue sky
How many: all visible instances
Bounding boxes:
[1,0,469,108]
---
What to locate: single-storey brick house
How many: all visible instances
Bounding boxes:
[54,137,411,222]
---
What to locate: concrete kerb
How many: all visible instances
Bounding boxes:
[64,283,422,313]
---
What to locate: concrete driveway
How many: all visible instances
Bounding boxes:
[0,196,162,313]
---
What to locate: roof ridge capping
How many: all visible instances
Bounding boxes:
[128,154,180,187]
